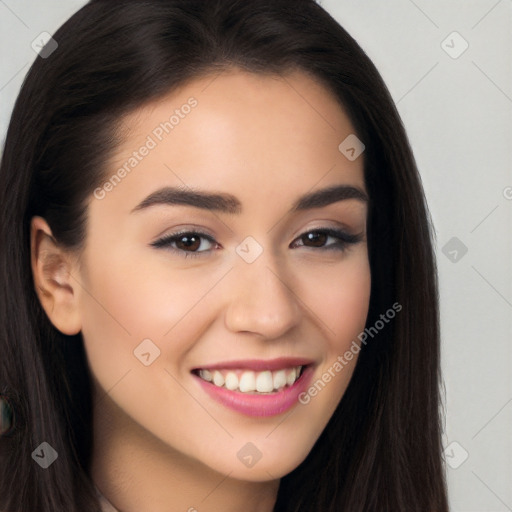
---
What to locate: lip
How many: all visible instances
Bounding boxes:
[191,362,315,417]
[191,357,315,372]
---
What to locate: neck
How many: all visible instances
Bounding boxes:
[90,387,279,512]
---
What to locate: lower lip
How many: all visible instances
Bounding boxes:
[192,365,315,417]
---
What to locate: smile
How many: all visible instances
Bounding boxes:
[193,366,305,394]
[190,359,315,417]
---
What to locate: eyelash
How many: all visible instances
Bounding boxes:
[151,227,363,259]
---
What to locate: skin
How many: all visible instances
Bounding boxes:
[31,68,371,512]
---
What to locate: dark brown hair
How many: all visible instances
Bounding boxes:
[0,0,448,510]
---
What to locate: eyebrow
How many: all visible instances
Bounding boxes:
[131,183,368,215]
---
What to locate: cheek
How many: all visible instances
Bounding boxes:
[298,250,372,346]
[79,248,213,339]
[295,251,371,408]
[77,248,233,389]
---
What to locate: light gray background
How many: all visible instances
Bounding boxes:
[1,1,511,510]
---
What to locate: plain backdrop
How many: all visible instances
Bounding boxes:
[0,1,511,510]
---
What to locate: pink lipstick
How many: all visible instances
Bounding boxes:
[191,358,315,417]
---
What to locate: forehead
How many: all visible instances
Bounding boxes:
[96,68,366,219]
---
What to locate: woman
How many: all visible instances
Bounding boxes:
[0,0,449,510]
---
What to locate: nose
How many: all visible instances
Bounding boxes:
[225,242,303,339]
[223,247,302,339]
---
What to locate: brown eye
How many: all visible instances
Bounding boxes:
[151,227,363,259]
[291,228,363,252]
[151,230,217,258]
[174,233,202,251]
[301,231,328,247]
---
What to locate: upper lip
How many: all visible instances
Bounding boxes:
[192,357,315,372]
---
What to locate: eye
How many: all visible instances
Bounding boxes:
[151,227,363,259]
[290,228,363,252]
[150,229,217,259]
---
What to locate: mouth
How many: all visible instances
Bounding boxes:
[191,365,307,394]
[190,358,315,417]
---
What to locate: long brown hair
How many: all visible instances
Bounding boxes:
[0,0,449,510]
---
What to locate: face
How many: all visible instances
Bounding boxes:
[73,69,371,480]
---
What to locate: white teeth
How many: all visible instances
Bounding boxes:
[256,370,273,393]
[273,369,287,390]
[239,371,256,392]
[199,369,212,382]
[286,367,297,386]
[224,372,238,391]
[212,371,224,387]
[197,366,304,393]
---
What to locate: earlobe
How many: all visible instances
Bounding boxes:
[30,216,82,336]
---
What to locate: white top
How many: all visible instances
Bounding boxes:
[95,486,119,512]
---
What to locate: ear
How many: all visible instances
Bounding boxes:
[30,216,82,335]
